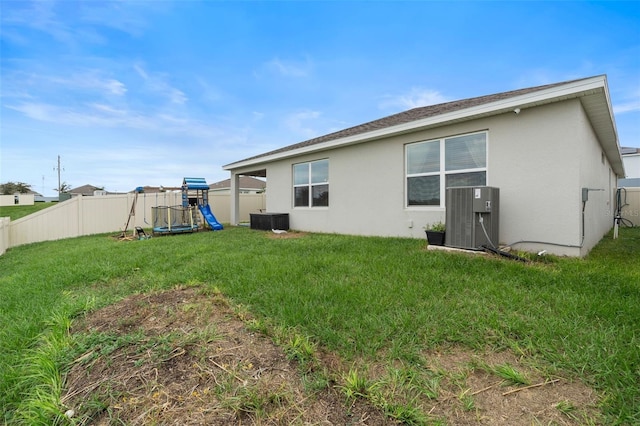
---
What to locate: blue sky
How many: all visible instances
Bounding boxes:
[1,1,639,196]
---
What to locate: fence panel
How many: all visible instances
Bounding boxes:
[619,187,640,227]
[2,191,266,252]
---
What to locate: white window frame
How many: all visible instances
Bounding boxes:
[406,131,488,208]
[293,159,329,208]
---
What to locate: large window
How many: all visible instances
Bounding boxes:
[293,159,329,207]
[406,132,487,206]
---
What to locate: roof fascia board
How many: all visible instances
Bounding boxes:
[600,77,625,176]
[225,76,612,171]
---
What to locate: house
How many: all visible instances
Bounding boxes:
[0,184,37,205]
[224,75,624,257]
[619,147,640,187]
[0,193,35,206]
[69,184,106,197]
[209,176,266,194]
[129,186,182,194]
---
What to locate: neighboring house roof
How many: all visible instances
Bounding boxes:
[130,186,182,193]
[621,147,640,155]
[210,176,267,191]
[224,75,623,176]
[69,184,103,196]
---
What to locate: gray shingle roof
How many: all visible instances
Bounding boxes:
[210,176,266,190]
[235,77,589,165]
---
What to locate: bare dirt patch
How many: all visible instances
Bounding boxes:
[63,287,390,425]
[265,230,308,239]
[420,347,601,425]
[62,287,600,425]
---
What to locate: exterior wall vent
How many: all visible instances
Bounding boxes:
[445,186,500,250]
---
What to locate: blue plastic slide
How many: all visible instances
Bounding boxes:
[198,204,224,231]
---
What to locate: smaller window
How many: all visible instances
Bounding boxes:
[293,159,329,207]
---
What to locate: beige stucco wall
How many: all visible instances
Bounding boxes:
[623,154,640,178]
[234,98,619,256]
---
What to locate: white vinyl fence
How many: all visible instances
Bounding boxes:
[619,187,640,227]
[0,191,266,254]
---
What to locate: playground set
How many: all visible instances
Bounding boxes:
[152,177,223,235]
[119,178,223,239]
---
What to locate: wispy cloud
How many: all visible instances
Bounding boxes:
[379,88,450,111]
[58,72,127,96]
[2,1,72,43]
[265,57,313,78]
[1,69,127,98]
[284,110,322,139]
[133,63,187,105]
[613,86,640,114]
[5,101,219,139]
[613,100,640,114]
[1,0,154,45]
[78,1,156,38]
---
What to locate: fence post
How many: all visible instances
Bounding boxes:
[77,195,84,236]
[0,217,9,256]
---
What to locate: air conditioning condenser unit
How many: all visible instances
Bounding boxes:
[445,186,499,250]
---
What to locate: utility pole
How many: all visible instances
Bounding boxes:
[54,155,64,200]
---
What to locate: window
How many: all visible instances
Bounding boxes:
[406,132,487,207]
[293,159,329,207]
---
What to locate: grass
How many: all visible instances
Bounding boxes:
[0,203,56,220]
[0,226,639,424]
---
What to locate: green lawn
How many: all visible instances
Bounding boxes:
[1,226,638,424]
[0,203,56,221]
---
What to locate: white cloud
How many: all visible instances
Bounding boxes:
[284,110,322,138]
[613,86,640,114]
[105,79,127,96]
[3,70,128,98]
[265,57,312,78]
[132,63,187,105]
[5,101,218,139]
[133,63,149,80]
[2,1,72,43]
[379,88,450,111]
[614,101,640,114]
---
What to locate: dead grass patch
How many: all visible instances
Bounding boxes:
[62,287,600,425]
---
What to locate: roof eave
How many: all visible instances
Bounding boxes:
[224,76,624,175]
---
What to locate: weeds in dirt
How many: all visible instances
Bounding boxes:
[12,311,73,425]
[484,363,531,386]
[458,388,476,411]
[283,334,316,366]
[338,368,373,402]
[555,399,578,420]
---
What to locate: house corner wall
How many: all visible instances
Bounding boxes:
[577,105,618,256]
[490,100,584,256]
